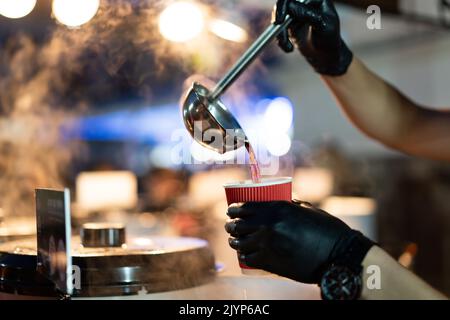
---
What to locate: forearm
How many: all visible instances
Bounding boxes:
[361,246,447,300]
[321,57,422,151]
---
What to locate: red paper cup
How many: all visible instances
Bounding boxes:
[223,177,292,274]
[224,177,292,205]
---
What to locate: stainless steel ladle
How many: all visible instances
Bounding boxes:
[181,16,292,154]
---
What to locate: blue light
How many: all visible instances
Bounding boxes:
[64,104,183,144]
[63,96,294,148]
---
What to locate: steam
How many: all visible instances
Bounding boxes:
[0,33,71,217]
[0,0,262,218]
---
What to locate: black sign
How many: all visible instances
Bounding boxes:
[35,188,73,295]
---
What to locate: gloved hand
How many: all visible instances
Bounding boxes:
[225,201,373,284]
[274,0,353,76]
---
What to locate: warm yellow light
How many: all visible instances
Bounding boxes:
[52,0,100,28]
[209,18,248,43]
[293,168,333,203]
[76,171,138,212]
[321,197,375,217]
[0,0,36,19]
[158,1,204,43]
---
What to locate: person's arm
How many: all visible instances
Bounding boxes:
[361,246,447,300]
[275,0,450,161]
[322,59,450,161]
[224,201,447,300]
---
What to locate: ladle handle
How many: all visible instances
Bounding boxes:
[209,15,292,101]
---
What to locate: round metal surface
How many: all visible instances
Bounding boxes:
[0,236,215,298]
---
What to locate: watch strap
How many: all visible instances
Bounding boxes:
[334,231,374,274]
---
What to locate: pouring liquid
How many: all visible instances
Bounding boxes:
[245,141,261,183]
[242,141,274,278]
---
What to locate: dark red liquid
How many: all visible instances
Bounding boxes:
[245,141,261,183]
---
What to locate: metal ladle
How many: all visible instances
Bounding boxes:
[181,16,292,154]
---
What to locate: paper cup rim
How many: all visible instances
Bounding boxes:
[223,177,292,188]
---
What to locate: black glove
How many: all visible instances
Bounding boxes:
[274,0,353,76]
[225,201,373,284]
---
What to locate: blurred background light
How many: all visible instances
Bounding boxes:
[76,171,138,212]
[52,0,100,28]
[0,0,36,19]
[209,18,248,43]
[265,132,291,156]
[158,1,204,43]
[293,168,334,203]
[64,96,296,166]
[263,97,293,134]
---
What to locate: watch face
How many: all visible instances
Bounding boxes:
[320,265,362,300]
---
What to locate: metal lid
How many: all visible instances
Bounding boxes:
[0,236,216,297]
[80,223,126,248]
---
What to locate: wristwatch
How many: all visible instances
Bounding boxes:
[320,265,362,300]
[320,232,374,300]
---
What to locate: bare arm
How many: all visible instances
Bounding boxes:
[361,246,447,300]
[322,58,450,161]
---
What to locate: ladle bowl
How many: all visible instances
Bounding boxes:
[181,82,246,154]
[181,15,292,154]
